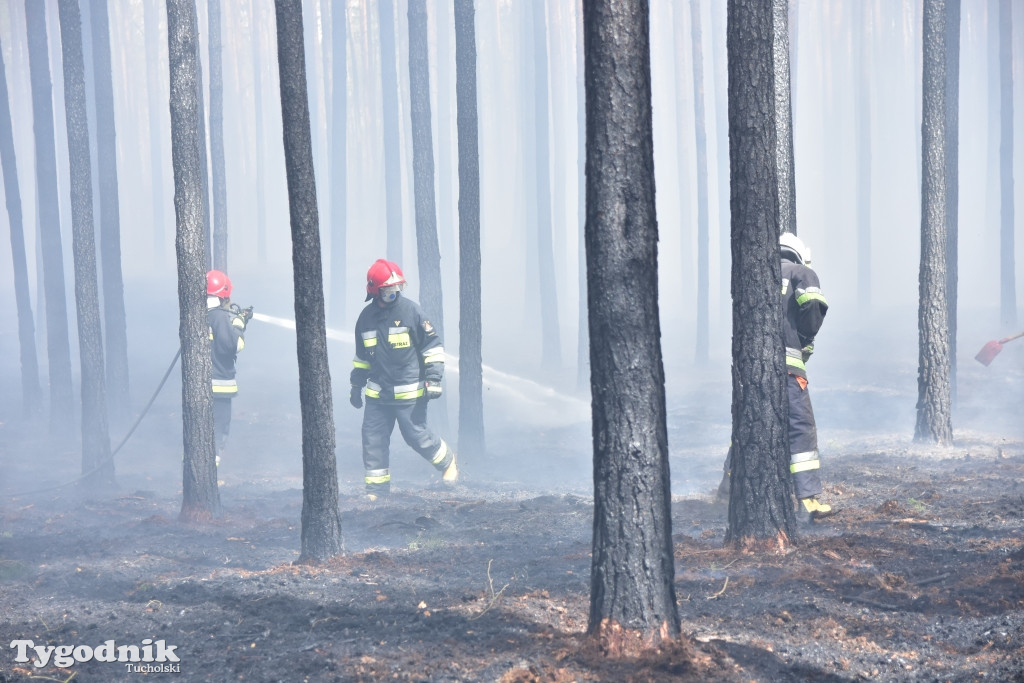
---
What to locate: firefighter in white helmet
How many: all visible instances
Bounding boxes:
[719,233,835,521]
[349,259,457,500]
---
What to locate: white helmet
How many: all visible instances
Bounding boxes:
[780,232,812,265]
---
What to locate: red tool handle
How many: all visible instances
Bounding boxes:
[997,330,1024,344]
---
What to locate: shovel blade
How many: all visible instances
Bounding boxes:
[975,340,1003,366]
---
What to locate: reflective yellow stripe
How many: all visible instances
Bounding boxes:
[365,473,390,484]
[796,290,827,306]
[394,387,424,400]
[430,440,449,465]
[365,386,380,398]
[423,352,444,364]
[232,317,246,330]
[388,332,411,348]
[363,337,377,348]
[790,460,820,473]
[353,359,370,369]
[786,356,806,371]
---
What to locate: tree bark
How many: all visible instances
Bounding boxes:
[584,0,680,651]
[726,0,796,550]
[168,0,220,522]
[690,0,710,363]
[455,0,484,460]
[915,0,953,445]
[944,0,960,405]
[575,0,588,391]
[0,33,42,418]
[25,0,75,431]
[89,0,131,418]
[59,0,115,489]
[275,0,344,563]
[327,0,347,328]
[773,0,796,237]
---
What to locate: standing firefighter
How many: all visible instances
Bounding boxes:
[207,270,252,466]
[350,259,457,500]
[719,233,834,521]
[780,233,833,520]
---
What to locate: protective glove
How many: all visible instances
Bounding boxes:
[350,385,363,409]
[801,343,814,363]
[425,381,442,400]
[241,306,254,324]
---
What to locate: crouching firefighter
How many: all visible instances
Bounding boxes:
[719,233,835,521]
[349,259,458,500]
[207,270,253,467]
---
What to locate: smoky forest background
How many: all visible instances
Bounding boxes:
[1,0,1024,676]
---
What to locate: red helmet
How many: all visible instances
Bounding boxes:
[207,270,232,298]
[365,259,406,302]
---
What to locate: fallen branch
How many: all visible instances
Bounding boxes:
[706,577,729,600]
[469,559,509,621]
[913,572,951,587]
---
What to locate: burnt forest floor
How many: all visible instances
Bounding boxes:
[2,337,1024,682]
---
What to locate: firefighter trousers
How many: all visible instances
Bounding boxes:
[361,397,454,494]
[788,372,823,499]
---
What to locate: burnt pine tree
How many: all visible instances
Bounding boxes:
[725,0,797,550]
[167,0,221,522]
[25,0,75,430]
[0,33,43,417]
[251,0,269,264]
[58,0,115,488]
[209,0,228,271]
[584,0,680,651]
[915,0,953,444]
[688,0,710,363]
[999,0,1015,328]
[944,0,960,405]
[455,0,484,460]
[408,0,448,428]
[274,0,343,562]
[327,0,347,328]
[379,0,403,262]
[532,1,560,372]
[90,0,130,418]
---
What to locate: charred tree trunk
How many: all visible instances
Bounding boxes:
[690,0,710,363]
[999,0,1016,328]
[379,0,403,262]
[584,0,680,651]
[915,0,954,445]
[274,0,343,563]
[59,0,115,489]
[710,0,730,325]
[408,0,448,428]
[327,0,347,328]
[0,34,43,418]
[209,0,228,271]
[455,0,484,460]
[533,1,560,372]
[944,0,960,405]
[168,0,221,522]
[89,0,130,418]
[725,0,796,550]
[25,0,75,431]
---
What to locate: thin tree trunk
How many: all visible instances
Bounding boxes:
[252,0,268,265]
[999,0,1016,327]
[726,0,796,550]
[0,33,43,418]
[533,1,560,372]
[690,0,710,363]
[915,0,953,445]
[710,0,730,326]
[91,0,131,419]
[584,0,680,651]
[209,0,228,271]
[25,0,75,431]
[59,0,115,489]
[144,0,167,263]
[455,0,484,460]
[944,0,960,405]
[168,0,220,522]
[575,0,588,391]
[773,0,797,236]
[327,0,347,328]
[379,0,403,262]
[855,0,873,311]
[274,0,344,563]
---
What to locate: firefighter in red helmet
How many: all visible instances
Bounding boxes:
[207,270,252,467]
[350,259,457,500]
